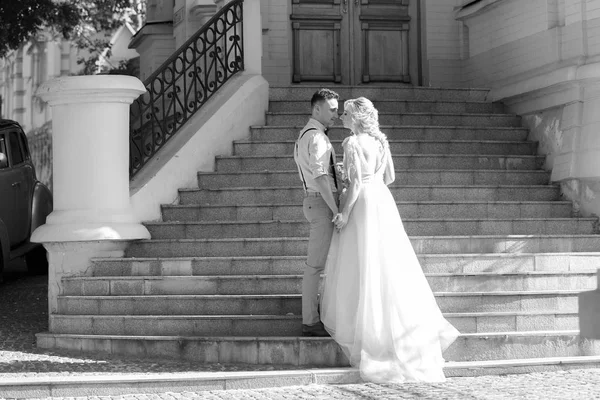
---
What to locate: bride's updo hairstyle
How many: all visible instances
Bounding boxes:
[344,97,389,150]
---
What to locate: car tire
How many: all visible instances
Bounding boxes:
[25,246,48,275]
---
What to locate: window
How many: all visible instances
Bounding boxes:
[9,132,24,165]
[18,132,30,160]
[0,135,7,169]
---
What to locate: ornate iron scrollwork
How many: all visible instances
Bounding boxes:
[129,0,244,178]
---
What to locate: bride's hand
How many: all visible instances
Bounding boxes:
[334,212,348,231]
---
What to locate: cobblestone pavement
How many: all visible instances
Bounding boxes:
[3,261,600,399]
[6,369,600,400]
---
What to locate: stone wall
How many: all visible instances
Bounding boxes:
[261,0,291,85]
[455,0,600,217]
[421,0,464,87]
[455,0,600,90]
[459,0,563,89]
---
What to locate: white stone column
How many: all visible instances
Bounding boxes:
[243,0,262,75]
[32,75,150,315]
[33,75,149,242]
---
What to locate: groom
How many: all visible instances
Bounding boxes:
[293,88,340,337]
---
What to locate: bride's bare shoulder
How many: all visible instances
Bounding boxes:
[353,133,370,143]
[355,134,379,150]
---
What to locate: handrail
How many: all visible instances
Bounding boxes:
[129,0,245,178]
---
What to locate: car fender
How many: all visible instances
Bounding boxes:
[0,218,10,268]
[31,181,53,234]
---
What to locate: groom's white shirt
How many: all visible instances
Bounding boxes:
[294,118,337,194]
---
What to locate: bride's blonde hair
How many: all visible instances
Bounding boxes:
[344,97,389,150]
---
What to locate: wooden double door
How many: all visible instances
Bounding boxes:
[291,0,411,85]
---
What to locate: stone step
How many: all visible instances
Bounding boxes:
[36,331,600,364]
[90,253,600,277]
[449,331,600,363]
[47,311,578,337]
[179,185,561,205]
[250,126,529,142]
[233,139,537,156]
[5,357,600,394]
[61,272,597,297]
[145,218,595,239]
[56,290,581,315]
[268,100,505,114]
[268,86,490,102]
[444,356,600,377]
[215,154,545,172]
[124,235,600,258]
[162,201,573,222]
[197,170,549,189]
[265,112,522,127]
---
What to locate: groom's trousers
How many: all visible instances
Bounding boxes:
[302,193,335,325]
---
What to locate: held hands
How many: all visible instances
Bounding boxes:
[332,212,348,232]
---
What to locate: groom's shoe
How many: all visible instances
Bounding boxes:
[302,321,330,337]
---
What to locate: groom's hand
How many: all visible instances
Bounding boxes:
[332,213,341,224]
[314,175,339,215]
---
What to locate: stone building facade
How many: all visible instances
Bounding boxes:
[129,0,600,217]
[3,0,600,216]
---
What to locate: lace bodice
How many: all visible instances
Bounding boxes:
[342,134,392,184]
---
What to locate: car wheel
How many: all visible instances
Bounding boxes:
[25,245,48,275]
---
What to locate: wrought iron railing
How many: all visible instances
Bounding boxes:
[129,0,244,178]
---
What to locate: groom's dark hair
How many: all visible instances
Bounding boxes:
[311,88,339,109]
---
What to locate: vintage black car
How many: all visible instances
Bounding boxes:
[0,119,53,276]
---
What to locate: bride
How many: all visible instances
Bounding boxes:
[320,97,460,383]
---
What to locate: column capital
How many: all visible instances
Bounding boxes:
[37,75,145,106]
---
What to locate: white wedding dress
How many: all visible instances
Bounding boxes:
[321,134,459,383]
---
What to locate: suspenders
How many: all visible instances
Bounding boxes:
[295,128,317,191]
[330,148,338,189]
[295,127,338,191]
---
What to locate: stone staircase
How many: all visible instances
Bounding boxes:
[38,86,600,375]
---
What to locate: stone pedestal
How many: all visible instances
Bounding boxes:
[32,75,150,315]
[580,271,600,339]
[44,242,128,315]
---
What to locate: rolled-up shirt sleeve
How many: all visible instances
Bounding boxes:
[308,134,329,178]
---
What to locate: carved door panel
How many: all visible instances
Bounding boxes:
[291,0,348,83]
[354,0,410,83]
[291,0,410,84]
